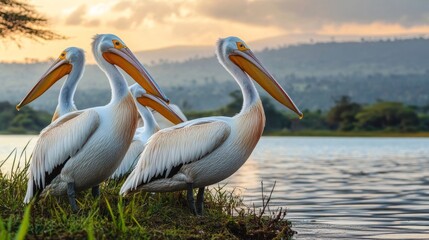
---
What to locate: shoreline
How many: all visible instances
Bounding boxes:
[265,130,429,137]
[2,131,429,138]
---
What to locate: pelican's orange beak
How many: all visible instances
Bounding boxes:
[136,94,185,125]
[229,50,303,118]
[16,59,72,111]
[103,47,169,103]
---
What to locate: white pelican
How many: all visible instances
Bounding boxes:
[23,34,179,212]
[16,49,185,182]
[16,47,85,122]
[120,36,303,215]
[110,84,185,179]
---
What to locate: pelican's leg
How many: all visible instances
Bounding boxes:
[91,185,100,198]
[67,182,78,213]
[196,187,205,216]
[187,183,197,215]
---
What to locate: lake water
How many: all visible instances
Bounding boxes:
[1,135,428,239]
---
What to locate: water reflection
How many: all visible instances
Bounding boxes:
[0,135,37,171]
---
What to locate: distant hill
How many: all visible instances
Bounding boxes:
[1,38,428,113]
[134,33,428,65]
[135,45,214,65]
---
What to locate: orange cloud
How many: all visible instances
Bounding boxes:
[319,23,429,36]
[1,0,428,63]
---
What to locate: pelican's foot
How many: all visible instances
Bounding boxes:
[92,185,100,198]
[196,187,205,216]
[67,182,79,213]
[187,183,197,215]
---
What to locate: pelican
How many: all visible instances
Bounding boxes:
[110,83,184,179]
[120,36,303,215]
[16,47,85,121]
[16,47,184,181]
[23,34,180,212]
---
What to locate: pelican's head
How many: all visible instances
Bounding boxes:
[92,34,169,103]
[16,47,85,111]
[128,83,145,98]
[217,36,303,118]
[129,83,185,125]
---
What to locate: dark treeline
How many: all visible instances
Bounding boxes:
[1,94,428,134]
[0,101,51,134]
[186,92,429,133]
[298,96,429,132]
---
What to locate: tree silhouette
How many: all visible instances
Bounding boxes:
[326,96,361,131]
[0,0,63,41]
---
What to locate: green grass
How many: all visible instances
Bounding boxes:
[267,130,429,137]
[0,148,296,239]
[0,131,39,135]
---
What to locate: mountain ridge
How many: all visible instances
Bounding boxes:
[133,33,429,65]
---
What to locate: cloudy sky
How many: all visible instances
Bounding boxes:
[1,0,429,63]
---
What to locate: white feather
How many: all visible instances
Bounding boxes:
[120,119,231,194]
[24,110,99,203]
[110,140,144,179]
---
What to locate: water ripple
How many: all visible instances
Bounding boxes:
[223,137,429,239]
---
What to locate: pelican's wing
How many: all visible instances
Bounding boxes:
[110,140,144,179]
[120,119,231,194]
[24,110,100,203]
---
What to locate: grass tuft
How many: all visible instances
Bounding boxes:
[15,203,31,240]
[0,148,296,239]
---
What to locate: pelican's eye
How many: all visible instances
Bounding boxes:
[113,40,126,49]
[59,51,67,60]
[236,42,249,51]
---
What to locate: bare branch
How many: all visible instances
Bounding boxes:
[0,0,65,42]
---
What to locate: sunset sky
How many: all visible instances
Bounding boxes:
[1,0,429,63]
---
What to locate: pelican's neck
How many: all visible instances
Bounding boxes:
[223,59,260,113]
[139,105,159,135]
[97,55,129,103]
[58,61,84,113]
